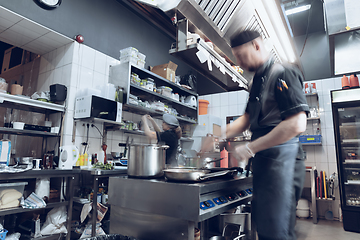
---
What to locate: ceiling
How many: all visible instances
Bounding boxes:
[0,6,73,72]
[280,0,326,37]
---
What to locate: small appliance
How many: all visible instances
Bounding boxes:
[59,145,79,169]
[74,95,122,122]
[50,84,67,102]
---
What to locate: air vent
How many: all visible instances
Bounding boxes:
[244,13,269,40]
[197,0,242,32]
[270,48,281,63]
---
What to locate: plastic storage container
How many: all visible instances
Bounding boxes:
[0,182,28,209]
[199,99,209,115]
[119,47,138,58]
[299,135,321,144]
[296,199,310,218]
[120,55,138,65]
[137,52,146,61]
[0,77,7,93]
[136,59,145,68]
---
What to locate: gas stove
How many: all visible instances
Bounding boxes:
[108,173,252,240]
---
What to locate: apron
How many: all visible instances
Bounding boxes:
[247,73,304,240]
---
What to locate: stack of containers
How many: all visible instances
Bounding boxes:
[119,47,146,68]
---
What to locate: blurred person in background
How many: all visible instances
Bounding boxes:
[142,114,182,166]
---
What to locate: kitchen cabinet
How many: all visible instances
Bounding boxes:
[301,92,322,146]
[109,62,198,124]
[0,92,65,156]
[0,169,79,240]
[331,88,360,233]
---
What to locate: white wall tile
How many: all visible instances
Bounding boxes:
[53,67,63,85]
[326,146,336,163]
[212,107,221,117]
[78,66,94,89]
[39,57,47,74]
[55,45,65,69]
[328,163,338,175]
[325,128,335,146]
[220,93,229,106]
[63,43,74,66]
[72,42,82,65]
[238,90,249,104]
[220,105,229,119]
[317,162,329,173]
[212,94,221,107]
[333,77,342,90]
[228,91,238,106]
[70,64,79,88]
[81,45,96,69]
[62,64,72,87]
[66,86,77,111]
[94,51,107,75]
[93,71,107,87]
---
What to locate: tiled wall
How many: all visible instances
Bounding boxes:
[38,42,158,157]
[199,90,249,127]
[199,77,343,175]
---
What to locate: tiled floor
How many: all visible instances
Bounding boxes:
[295,218,360,240]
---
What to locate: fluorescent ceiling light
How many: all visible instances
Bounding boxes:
[285,4,311,15]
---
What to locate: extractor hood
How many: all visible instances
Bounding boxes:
[132,0,299,91]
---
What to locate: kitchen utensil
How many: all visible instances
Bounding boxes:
[111,152,123,159]
[127,143,169,178]
[163,168,238,182]
[59,145,79,169]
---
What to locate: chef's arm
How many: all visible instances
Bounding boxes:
[248,111,307,154]
[142,115,157,140]
[225,113,250,139]
[148,117,162,132]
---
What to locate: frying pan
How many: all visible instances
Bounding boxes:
[163,168,239,182]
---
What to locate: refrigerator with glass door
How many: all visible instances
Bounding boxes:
[331,88,360,233]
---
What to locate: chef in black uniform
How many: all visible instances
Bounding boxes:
[142,114,182,166]
[225,30,309,240]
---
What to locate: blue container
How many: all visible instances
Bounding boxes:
[299,135,321,144]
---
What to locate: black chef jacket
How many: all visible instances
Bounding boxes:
[245,58,309,138]
[157,130,178,166]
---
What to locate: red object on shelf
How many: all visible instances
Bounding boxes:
[341,75,350,89]
[349,74,359,88]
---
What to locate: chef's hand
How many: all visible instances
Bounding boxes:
[233,143,255,162]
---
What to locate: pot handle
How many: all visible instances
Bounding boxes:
[154,145,169,150]
[199,169,237,180]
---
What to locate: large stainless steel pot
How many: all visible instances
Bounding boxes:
[127,144,169,178]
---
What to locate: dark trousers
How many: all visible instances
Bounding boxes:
[252,139,305,240]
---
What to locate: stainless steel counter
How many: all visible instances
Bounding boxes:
[108,173,252,240]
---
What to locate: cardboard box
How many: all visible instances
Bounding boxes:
[151,61,178,82]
